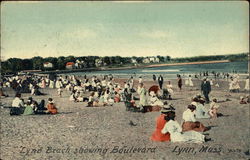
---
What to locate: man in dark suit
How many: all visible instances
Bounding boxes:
[201,77,211,103]
[158,75,164,89]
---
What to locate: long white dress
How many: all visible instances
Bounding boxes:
[229,80,234,91]
[161,120,205,143]
[195,103,210,119]
[49,80,55,88]
[185,78,189,86]
[244,78,249,90]
[166,84,174,95]
[188,77,194,87]
[149,95,164,106]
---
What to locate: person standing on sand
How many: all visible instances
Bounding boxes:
[188,75,194,87]
[158,75,164,89]
[244,76,249,91]
[138,76,143,84]
[201,77,211,103]
[138,83,148,107]
[153,75,156,81]
[177,74,182,91]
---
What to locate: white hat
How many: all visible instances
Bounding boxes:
[191,102,197,106]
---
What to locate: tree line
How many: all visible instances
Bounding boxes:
[1,53,248,74]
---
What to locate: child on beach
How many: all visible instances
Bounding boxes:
[57,87,63,97]
[209,98,219,118]
[46,98,58,114]
[239,96,248,104]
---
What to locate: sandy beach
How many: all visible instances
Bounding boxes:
[0,78,249,160]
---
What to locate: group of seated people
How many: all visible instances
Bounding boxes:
[190,94,220,119]
[10,93,58,116]
[150,94,224,143]
[151,104,211,143]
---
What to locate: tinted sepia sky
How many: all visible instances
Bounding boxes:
[1,1,249,60]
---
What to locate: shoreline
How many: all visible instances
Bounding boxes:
[37,60,233,75]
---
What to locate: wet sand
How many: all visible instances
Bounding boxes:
[0,78,249,160]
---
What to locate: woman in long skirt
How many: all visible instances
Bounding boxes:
[161,111,206,143]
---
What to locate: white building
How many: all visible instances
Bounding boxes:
[43,62,53,68]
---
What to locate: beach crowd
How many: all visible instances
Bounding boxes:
[0,71,249,144]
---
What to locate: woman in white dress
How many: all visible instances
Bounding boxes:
[182,104,207,132]
[185,75,189,86]
[161,111,206,143]
[195,98,210,119]
[149,91,164,106]
[244,76,249,91]
[166,81,174,99]
[188,75,194,87]
[229,78,234,92]
[210,79,213,86]
[49,80,55,88]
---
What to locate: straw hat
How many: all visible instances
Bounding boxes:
[191,101,197,106]
[199,97,206,102]
[161,104,175,113]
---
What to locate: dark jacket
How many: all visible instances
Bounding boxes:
[201,81,211,93]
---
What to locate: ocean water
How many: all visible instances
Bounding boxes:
[64,61,249,79]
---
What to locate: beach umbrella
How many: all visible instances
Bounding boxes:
[148,85,160,94]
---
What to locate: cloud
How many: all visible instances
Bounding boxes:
[139,30,169,39]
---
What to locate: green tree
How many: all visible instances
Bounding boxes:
[32,56,44,70]
[57,56,66,70]
[22,59,33,70]
[7,58,23,72]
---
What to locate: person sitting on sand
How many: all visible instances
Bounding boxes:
[103,89,114,106]
[114,91,120,103]
[12,93,25,108]
[161,111,209,143]
[209,98,219,118]
[23,100,34,116]
[182,104,207,132]
[35,99,48,114]
[149,91,164,107]
[195,97,210,119]
[151,105,175,142]
[69,91,77,102]
[87,92,96,107]
[46,98,58,114]
[239,96,248,104]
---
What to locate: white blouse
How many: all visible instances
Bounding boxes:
[161,120,205,143]
[182,109,196,122]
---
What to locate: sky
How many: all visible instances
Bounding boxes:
[1,1,249,60]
